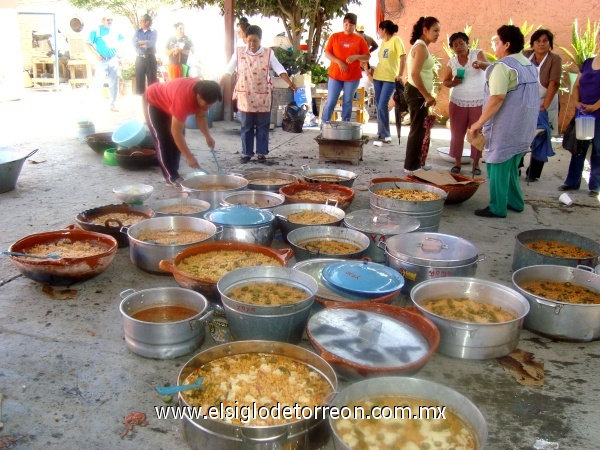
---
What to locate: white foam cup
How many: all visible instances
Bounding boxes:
[559,193,573,206]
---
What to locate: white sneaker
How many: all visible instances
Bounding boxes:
[422,164,432,171]
[404,168,414,174]
[383,137,392,143]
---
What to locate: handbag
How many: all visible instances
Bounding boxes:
[282,102,307,133]
[562,116,586,157]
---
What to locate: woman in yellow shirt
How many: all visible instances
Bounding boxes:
[373,20,406,143]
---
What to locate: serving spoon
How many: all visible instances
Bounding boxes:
[156,377,203,395]
[2,251,62,260]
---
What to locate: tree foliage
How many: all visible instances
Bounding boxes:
[65,0,173,30]
[181,0,359,65]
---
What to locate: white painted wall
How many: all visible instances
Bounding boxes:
[1,1,24,101]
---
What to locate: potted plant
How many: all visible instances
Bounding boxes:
[559,19,600,93]
[310,63,328,90]
[119,62,136,96]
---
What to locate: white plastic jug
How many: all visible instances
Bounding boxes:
[575,114,595,140]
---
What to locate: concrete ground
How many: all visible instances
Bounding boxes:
[0,88,599,449]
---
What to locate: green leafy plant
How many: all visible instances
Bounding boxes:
[310,63,328,84]
[120,62,135,80]
[273,47,308,76]
[559,19,600,69]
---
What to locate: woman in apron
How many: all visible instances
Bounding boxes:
[522,29,562,180]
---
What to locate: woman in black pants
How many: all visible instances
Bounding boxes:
[404,17,441,173]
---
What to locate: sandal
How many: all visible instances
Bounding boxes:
[558,184,577,191]
[472,167,482,176]
[450,166,461,174]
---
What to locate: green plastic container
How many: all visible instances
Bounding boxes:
[103,148,118,166]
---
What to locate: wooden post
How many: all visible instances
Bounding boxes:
[223,0,235,121]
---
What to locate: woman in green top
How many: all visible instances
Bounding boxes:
[373,20,406,143]
[404,16,440,172]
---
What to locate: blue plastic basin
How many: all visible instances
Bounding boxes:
[112,120,146,148]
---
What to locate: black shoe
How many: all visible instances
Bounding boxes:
[507,204,524,213]
[257,155,267,163]
[525,176,538,182]
[240,156,251,163]
[558,184,577,191]
[474,206,505,218]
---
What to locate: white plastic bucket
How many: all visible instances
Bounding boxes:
[575,115,595,140]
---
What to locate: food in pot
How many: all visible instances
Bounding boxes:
[131,305,198,322]
[307,174,350,182]
[155,204,206,215]
[230,199,276,208]
[250,178,293,185]
[226,282,309,306]
[176,250,280,282]
[300,239,360,255]
[181,352,332,425]
[89,213,146,226]
[294,190,347,203]
[333,395,476,450]
[422,297,515,323]
[195,184,237,191]
[519,280,600,305]
[25,239,105,259]
[288,210,338,225]
[137,228,211,245]
[374,188,442,201]
[524,240,595,259]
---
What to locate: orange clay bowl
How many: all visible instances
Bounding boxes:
[158,241,294,302]
[371,174,485,205]
[279,182,355,210]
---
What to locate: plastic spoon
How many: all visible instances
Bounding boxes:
[2,251,62,260]
[155,378,203,395]
[209,147,223,174]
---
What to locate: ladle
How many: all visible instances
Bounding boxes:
[156,378,203,395]
[2,251,62,259]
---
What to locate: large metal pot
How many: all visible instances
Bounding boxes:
[0,148,38,193]
[7,228,117,286]
[273,201,345,242]
[244,171,298,192]
[279,183,355,211]
[158,242,294,302]
[380,232,481,293]
[286,226,370,262]
[512,229,600,271]
[369,182,447,232]
[217,266,318,343]
[177,341,337,450]
[76,203,155,248]
[204,205,276,246]
[180,174,248,210]
[119,287,213,359]
[512,265,600,342]
[149,198,211,218]
[127,216,219,274]
[411,277,530,359]
[321,121,362,140]
[344,209,420,263]
[221,190,285,211]
[329,377,487,449]
[300,164,357,187]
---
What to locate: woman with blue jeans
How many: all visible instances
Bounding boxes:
[558,46,600,197]
[373,20,406,142]
[321,13,370,124]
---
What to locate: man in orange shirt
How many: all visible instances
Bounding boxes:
[321,13,370,124]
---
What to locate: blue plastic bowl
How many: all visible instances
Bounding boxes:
[112,120,146,148]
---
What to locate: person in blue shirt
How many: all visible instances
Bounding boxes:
[132,14,158,95]
[86,13,124,112]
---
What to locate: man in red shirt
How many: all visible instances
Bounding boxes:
[143,79,222,186]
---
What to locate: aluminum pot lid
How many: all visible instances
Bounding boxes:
[204,205,274,226]
[385,232,478,267]
[307,308,430,368]
[322,261,404,297]
[344,209,420,235]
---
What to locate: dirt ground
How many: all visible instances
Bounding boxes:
[0,88,599,449]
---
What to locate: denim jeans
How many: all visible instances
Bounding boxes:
[238,111,271,156]
[373,80,396,138]
[321,78,360,123]
[564,117,600,191]
[94,57,119,106]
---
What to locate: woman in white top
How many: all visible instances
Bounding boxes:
[442,32,487,175]
[404,16,440,172]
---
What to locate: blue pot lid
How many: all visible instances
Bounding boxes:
[204,205,274,226]
[322,260,404,297]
